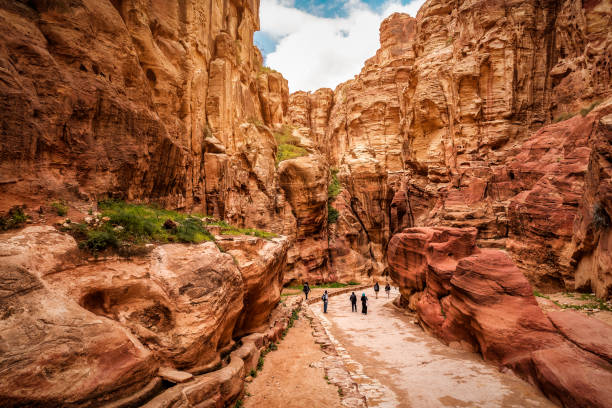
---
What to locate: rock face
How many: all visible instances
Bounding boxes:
[278,154,329,283]
[570,109,612,298]
[288,1,612,291]
[388,226,612,408]
[0,0,291,231]
[0,226,289,406]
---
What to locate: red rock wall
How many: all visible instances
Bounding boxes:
[388,226,612,408]
[288,1,612,292]
[0,0,291,231]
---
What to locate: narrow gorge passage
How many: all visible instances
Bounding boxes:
[312,289,556,408]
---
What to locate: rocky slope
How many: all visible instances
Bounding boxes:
[0,225,289,406]
[287,0,612,293]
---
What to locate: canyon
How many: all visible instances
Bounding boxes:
[0,0,611,407]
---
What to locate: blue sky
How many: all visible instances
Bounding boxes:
[255,0,426,92]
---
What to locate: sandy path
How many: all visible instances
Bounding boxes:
[312,288,557,408]
[244,308,343,408]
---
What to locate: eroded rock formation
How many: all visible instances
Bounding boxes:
[288,1,612,291]
[0,0,291,231]
[0,226,289,406]
[388,226,612,407]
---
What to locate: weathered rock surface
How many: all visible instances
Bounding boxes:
[0,226,289,406]
[570,106,612,298]
[0,227,157,407]
[548,309,612,363]
[0,0,292,235]
[388,226,612,408]
[288,1,612,292]
[278,154,329,283]
[216,234,289,336]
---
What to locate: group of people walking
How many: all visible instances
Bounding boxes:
[302,281,391,315]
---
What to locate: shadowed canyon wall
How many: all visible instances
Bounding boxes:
[0,0,293,231]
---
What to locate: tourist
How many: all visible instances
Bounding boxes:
[374,281,380,299]
[350,291,357,312]
[303,282,310,300]
[322,290,329,313]
[385,283,391,298]
[361,292,368,314]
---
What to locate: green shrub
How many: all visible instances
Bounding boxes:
[553,112,575,123]
[328,205,339,224]
[249,369,257,378]
[259,65,279,74]
[328,168,341,201]
[219,225,278,239]
[533,290,549,299]
[580,100,601,117]
[0,206,28,230]
[84,228,119,252]
[175,217,215,243]
[65,200,273,254]
[51,201,68,216]
[274,126,308,165]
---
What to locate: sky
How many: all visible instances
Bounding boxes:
[254,0,426,92]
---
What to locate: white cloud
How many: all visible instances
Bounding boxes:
[259,0,426,92]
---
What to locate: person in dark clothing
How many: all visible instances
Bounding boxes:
[385,283,391,298]
[374,282,380,299]
[322,290,329,313]
[350,292,357,312]
[361,292,368,314]
[303,282,310,300]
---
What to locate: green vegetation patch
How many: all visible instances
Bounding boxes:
[327,205,339,224]
[327,168,342,224]
[62,200,276,254]
[0,206,29,231]
[580,100,602,117]
[274,125,308,165]
[556,300,612,312]
[259,65,279,75]
[534,290,611,312]
[97,200,214,244]
[553,112,576,123]
[51,201,68,216]
[218,224,278,239]
[553,100,603,123]
[328,168,342,200]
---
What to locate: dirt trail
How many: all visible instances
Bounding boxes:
[312,288,557,408]
[244,308,343,408]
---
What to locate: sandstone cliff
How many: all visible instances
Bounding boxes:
[288,1,612,292]
[0,0,292,232]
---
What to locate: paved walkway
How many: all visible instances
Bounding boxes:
[311,288,556,408]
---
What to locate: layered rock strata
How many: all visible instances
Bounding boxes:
[288,1,612,291]
[0,0,291,231]
[0,226,289,406]
[388,226,612,408]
